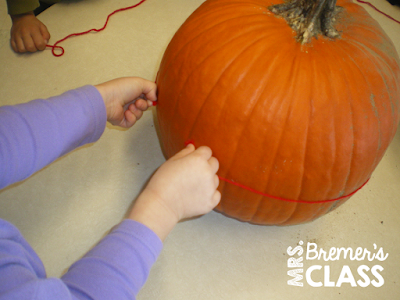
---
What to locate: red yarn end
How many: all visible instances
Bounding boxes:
[184,139,195,147]
[152,101,158,106]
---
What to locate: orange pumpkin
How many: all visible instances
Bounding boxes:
[156,0,400,225]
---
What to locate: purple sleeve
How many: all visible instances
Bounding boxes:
[62,220,163,299]
[0,87,163,299]
[0,219,163,300]
[0,85,106,189]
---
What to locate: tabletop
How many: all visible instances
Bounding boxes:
[0,0,400,299]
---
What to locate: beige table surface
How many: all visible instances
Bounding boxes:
[1,0,400,299]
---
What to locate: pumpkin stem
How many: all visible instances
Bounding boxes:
[269,0,343,44]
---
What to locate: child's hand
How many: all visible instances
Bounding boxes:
[10,12,50,53]
[145,144,221,220]
[129,144,221,241]
[95,77,157,128]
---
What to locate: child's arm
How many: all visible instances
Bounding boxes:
[0,145,220,300]
[61,145,220,298]
[0,77,156,189]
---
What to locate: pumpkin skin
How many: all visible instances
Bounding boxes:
[156,0,400,225]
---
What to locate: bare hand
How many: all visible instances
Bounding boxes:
[10,12,50,53]
[129,144,221,241]
[95,77,157,128]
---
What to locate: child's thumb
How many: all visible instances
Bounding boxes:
[171,143,195,160]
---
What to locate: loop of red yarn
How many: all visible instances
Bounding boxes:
[45,0,398,57]
[184,140,369,204]
[46,0,148,56]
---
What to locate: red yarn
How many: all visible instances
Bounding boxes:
[219,176,370,204]
[185,140,369,204]
[46,0,399,57]
[356,0,400,25]
[42,0,386,199]
[46,0,148,56]
[184,139,196,147]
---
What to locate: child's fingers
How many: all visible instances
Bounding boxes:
[40,23,50,42]
[135,98,151,111]
[195,146,213,160]
[31,30,47,51]
[172,143,196,160]
[140,80,157,101]
[214,174,220,188]
[14,35,26,52]
[129,104,143,120]
[208,156,219,173]
[212,190,222,207]
[119,109,138,128]
[147,99,156,107]
[10,38,18,52]
[22,33,36,52]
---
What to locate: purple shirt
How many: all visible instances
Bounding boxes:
[0,86,162,299]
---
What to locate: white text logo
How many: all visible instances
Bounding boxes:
[287,241,388,287]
